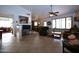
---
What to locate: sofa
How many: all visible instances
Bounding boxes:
[63,25,79,53]
[39,26,49,36]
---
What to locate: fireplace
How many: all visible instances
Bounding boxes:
[22,25,31,36]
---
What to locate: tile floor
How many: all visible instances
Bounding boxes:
[0,32,63,53]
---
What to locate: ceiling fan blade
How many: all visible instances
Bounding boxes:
[49,11,59,16]
[55,12,59,13]
[53,13,58,16]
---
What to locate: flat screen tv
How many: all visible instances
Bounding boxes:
[19,16,29,24]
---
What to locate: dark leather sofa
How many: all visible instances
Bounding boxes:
[63,40,79,53]
[63,25,79,53]
[39,26,49,36]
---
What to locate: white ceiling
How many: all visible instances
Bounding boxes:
[20,5,79,18]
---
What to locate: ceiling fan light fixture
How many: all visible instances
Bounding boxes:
[49,12,55,17]
[48,5,58,17]
[49,14,54,17]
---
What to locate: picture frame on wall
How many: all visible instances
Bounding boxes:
[74,16,79,21]
[47,21,51,25]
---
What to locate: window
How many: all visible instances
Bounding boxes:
[56,19,61,28]
[0,17,13,27]
[34,22,38,26]
[66,17,71,29]
[44,22,47,26]
[52,17,72,29]
[61,18,65,29]
[52,20,56,28]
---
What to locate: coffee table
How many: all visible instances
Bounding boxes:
[52,32,61,39]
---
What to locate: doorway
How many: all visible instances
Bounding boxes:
[32,21,40,32]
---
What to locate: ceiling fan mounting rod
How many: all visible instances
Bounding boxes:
[50,5,52,12]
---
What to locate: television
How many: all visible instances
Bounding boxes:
[19,16,29,24]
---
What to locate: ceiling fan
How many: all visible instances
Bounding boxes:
[48,5,59,17]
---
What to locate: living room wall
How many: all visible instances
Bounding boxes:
[44,12,79,32]
[0,5,31,36]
